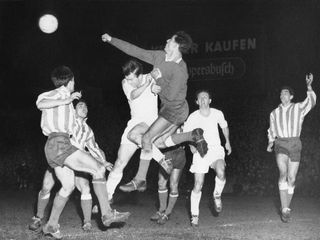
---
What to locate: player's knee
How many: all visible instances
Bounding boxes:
[127,131,138,142]
[170,182,179,193]
[158,179,167,189]
[193,182,203,192]
[59,185,74,198]
[169,191,179,198]
[216,170,225,180]
[288,175,296,186]
[142,132,151,143]
[93,165,106,179]
[80,185,91,196]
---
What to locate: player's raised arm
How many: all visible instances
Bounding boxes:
[102,33,157,65]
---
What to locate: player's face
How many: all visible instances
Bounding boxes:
[280,89,293,105]
[196,92,211,109]
[164,35,178,54]
[75,102,88,119]
[125,71,140,88]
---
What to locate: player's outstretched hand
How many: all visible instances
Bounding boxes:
[102,33,112,42]
[306,73,313,87]
[150,68,162,80]
[225,142,232,155]
[71,91,82,101]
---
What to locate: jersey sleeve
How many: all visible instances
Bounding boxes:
[217,110,228,129]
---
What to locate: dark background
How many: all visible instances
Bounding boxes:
[0,0,319,195]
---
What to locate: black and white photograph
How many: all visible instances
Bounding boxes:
[0,0,319,239]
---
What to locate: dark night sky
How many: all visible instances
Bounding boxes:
[0,0,320,115]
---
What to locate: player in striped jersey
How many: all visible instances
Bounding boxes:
[34,66,129,239]
[29,99,113,233]
[267,73,316,223]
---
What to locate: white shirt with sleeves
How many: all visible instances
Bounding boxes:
[122,74,158,123]
[184,108,228,147]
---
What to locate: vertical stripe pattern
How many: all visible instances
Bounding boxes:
[70,118,106,163]
[268,91,316,141]
[36,86,75,136]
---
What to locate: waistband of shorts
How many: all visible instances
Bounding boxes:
[276,137,300,141]
[48,132,71,139]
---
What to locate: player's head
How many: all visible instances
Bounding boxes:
[280,86,294,104]
[51,66,75,91]
[74,99,88,119]
[122,59,143,87]
[195,89,212,108]
[165,31,193,55]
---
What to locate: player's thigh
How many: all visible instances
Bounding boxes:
[128,122,149,138]
[153,125,179,148]
[276,153,289,175]
[64,150,103,176]
[144,117,174,141]
[54,166,75,190]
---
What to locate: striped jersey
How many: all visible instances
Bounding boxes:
[36,86,75,136]
[268,90,316,142]
[70,118,105,163]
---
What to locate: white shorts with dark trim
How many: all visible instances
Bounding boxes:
[189,145,225,174]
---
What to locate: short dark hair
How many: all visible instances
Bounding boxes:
[280,86,294,96]
[122,59,143,77]
[51,66,74,88]
[174,31,193,54]
[195,89,212,100]
[73,99,87,109]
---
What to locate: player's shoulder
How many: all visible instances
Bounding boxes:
[210,108,224,115]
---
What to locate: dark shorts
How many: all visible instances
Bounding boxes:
[164,146,186,170]
[44,133,78,168]
[159,100,189,126]
[274,137,302,162]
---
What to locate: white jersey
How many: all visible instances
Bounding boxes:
[122,74,158,122]
[184,108,228,147]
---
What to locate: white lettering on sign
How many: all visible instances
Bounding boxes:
[205,38,256,53]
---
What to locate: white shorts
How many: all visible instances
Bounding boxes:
[120,117,157,145]
[189,145,225,174]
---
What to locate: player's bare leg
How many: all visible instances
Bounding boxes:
[64,150,130,227]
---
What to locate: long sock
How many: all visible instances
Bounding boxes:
[135,159,150,182]
[165,193,178,215]
[92,179,111,217]
[213,176,226,198]
[287,185,295,208]
[106,171,123,200]
[278,181,288,209]
[81,194,92,223]
[158,189,168,212]
[36,191,50,218]
[47,193,68,227]
[190,191,202,216]
[170,132,192,145]
[152,145,164,162]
